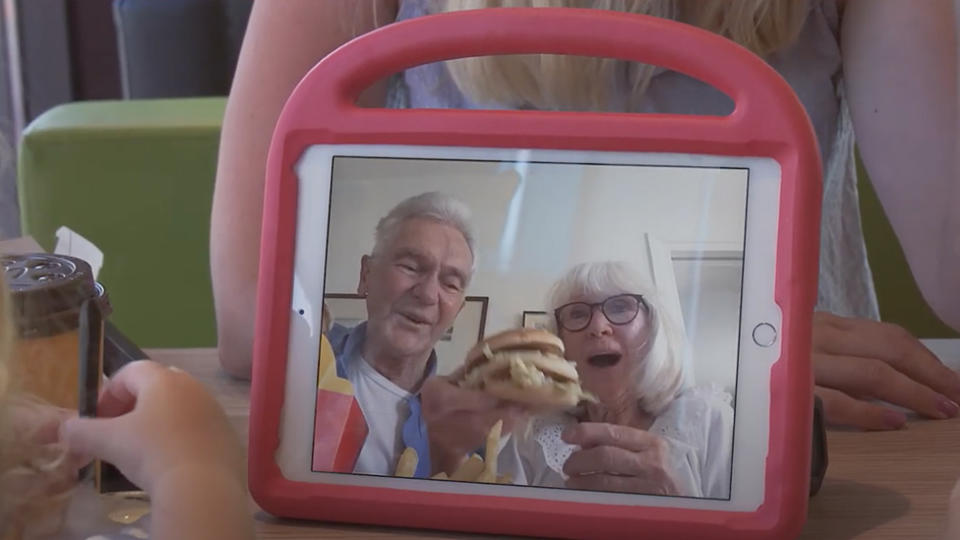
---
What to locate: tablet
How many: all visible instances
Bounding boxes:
[249,8,821,539]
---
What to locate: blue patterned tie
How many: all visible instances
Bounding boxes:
[402,395,432,478]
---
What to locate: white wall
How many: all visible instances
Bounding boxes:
[324,157,746,391]
[673,257,744,392]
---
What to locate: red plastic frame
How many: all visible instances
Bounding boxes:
[250,8,821,540]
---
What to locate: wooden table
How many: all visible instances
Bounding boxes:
[89,343,960,539]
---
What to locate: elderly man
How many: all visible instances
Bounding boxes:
[326,192,523,479]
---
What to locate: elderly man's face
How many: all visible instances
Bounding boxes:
[359,217,472,359]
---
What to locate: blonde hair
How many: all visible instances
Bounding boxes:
[432,0,810,111]
[547,261,691,415]
[0,156,75,538]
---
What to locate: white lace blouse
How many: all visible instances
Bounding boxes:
[510,385,735,499]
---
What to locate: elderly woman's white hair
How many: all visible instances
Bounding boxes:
[371,191,479,279]
[547,260,692,415]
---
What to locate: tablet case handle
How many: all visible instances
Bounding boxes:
[298,7,815,147]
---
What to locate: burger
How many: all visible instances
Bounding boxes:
[457,328,595,410]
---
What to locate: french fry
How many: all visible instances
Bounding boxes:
[480,420,503,482]
[523,417,535,439]
[395,447,418,477]
[450,454,485,481]
[421,420,511,484]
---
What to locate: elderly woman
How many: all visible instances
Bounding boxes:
[515,260,734,499]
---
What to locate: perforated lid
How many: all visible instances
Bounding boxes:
[1,253,112,338]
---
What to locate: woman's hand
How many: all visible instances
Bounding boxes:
[561,422,679,495]
[419,373,527,476]
[813,312,960,431]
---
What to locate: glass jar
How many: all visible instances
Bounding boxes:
[2,253,112,410]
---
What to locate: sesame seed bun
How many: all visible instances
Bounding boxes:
[465,328,564,367]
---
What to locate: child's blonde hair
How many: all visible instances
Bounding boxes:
[0,148,75,538]
[432,0,809,111]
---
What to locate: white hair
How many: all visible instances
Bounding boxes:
[547,260,691,415]
[372,192,479,278]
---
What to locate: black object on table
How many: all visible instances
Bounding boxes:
[80,311,147,494]
[101,320,148,493]
[103,320,149,376]
[810,395,829,497]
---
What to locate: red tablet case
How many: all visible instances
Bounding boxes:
[249,8,821,539]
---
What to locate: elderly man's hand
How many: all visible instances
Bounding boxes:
[419,373,528,476]
[813,312,960,431]
[561,422,679,495]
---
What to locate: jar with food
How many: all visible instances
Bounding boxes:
[1,253,111,410]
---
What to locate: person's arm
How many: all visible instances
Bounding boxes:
[840,0,960,331]
[149,465,252,540]
[210,0,398,378]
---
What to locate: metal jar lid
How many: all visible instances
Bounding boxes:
[1,253,113,339]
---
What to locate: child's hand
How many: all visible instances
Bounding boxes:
[60,360,244,493]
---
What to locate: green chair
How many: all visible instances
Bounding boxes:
[17,97,226,348]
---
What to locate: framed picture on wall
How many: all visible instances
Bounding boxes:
[522,310,552,331]
[323,293,489,375]
[322,293,368,330]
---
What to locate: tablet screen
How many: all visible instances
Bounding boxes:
[296,147,761,504]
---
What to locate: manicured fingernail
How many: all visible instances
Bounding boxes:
[883,410,907,430]
[937,397,960,419]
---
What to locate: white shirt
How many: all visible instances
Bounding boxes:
[343,355,413,476]
[513,384,735,498]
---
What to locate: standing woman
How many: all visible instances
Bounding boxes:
[210,0,960,432]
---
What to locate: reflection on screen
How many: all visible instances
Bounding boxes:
[311,155,747,501]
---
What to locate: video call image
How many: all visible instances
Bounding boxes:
[310,155,747,501]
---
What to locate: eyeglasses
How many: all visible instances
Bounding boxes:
[554,294,648,333]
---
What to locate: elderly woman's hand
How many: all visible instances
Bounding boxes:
[560,422,679,495]
[813,312,960,431]
[420,373,528,476]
